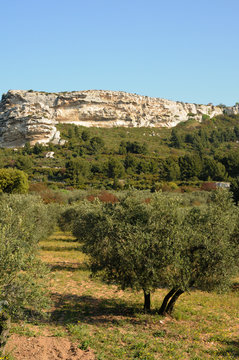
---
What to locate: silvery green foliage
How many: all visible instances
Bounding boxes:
[58,204,81,232]
[0,301,8,313]
[73,191,183,294]
[172,189,239,293]
[72,190,239,311]
[0,194,55,318]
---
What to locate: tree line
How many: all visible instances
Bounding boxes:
[1,114,239,190]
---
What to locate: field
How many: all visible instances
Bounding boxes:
[6,231,239,360]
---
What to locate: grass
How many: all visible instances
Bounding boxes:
[11,231,239,359]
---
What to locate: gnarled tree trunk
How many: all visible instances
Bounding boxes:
[165,289,184,315]
[158,287,184,316]
[143,290,151,313]
[158,288,177,315]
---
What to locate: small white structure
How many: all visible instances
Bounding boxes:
[216,182,230,189]
[45,151,55,159]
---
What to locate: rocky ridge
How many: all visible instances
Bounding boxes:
[0,89,238,147]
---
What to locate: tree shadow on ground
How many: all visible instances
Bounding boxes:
[214,339,239,358]
[48,262,88,272]
[49,237,78,243]
[49,292,144,327]
[232,282,239,291]
[41,246,82,252]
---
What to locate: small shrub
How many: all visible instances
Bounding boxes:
[202,114,210,121]
[86,191,119,203]
[78,340,90,351]
[201,182,217,191]
[98,191,119,203]
[29,183,64,203]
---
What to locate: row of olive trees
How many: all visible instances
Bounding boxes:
[60,190,239,315]
[0,194,59,319]
[0,193,61,356]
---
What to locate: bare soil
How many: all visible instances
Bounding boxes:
[6,334,96,360]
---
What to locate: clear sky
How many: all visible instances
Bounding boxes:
[0,0,238,105]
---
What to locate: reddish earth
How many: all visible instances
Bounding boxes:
[6,335,96,360]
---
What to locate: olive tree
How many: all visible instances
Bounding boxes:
[73,191,183,311]
[72,189,239,315]
[158,190,239,315]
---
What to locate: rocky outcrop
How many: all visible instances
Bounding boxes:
[0,89,238,147]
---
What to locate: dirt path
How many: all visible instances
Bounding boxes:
[6,335,96,360]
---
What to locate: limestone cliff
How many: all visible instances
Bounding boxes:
[0,89,238,147]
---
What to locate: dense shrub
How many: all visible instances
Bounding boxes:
[29,182,65,203]
[65,159,90,187]
[201,182,217,191]
[0,168,29,194]
[87,191,119,203]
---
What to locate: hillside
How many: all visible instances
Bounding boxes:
[1,113,239,191]
[1,89,239,148]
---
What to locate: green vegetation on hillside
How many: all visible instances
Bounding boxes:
[1,114,239,192]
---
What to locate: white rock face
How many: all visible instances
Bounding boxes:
[0,89,238,147]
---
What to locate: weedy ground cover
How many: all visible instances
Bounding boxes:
[11,231,239,359]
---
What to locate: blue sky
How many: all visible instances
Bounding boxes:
[1,0,238,105]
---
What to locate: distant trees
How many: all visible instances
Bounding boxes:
[230,176,239,204]
[2,114,239,190]
[159,157,180,181]
[62,127,105,155]
[201,157,227,181]
[218,151,239,178]
[124,153,138,174]
[22,142,32,155]
[89,136,105,154]
[15,155,33,174]
[179,155,202,180]
[157,155,228,182]
[107,157,125,179]
[33,143,44,155]
[170,129,184,149]
[65,159,90,187]
[81,130,90,142]
[119,141,147,155]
